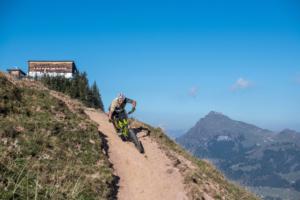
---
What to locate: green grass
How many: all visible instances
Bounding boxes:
[0,75,117,200]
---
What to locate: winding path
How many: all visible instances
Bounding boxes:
[85,110,188,200]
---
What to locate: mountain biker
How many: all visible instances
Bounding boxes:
[108,93,136,136]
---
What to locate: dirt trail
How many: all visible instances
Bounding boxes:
[85,110,188,200]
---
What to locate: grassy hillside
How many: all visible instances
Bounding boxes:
[0,73,117,199]
[131,120,259,200]
[1,71,258,200]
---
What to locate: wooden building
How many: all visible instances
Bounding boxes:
[7,68,26,79]
[28,61,78,78]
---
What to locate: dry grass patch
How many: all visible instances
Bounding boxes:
[0,75,117,200]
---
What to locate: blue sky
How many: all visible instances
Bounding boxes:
[1,0,300,132]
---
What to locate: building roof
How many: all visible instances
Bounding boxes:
[7,68,26,75]
[27,60,78,74]
[28,60,75,63]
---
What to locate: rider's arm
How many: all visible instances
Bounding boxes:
[126,98,136,113]
[132,100,136,108]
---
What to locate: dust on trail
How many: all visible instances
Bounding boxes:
[85,110,188,200]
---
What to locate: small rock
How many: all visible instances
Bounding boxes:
[89,139,95,144]
[173,159,181,167]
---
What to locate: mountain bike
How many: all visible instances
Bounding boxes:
[113,111,144,154]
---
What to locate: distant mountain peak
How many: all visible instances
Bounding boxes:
[204,111,231,120]
[178,111,274,145]
[177,110,300,200]
[207,111,224,116]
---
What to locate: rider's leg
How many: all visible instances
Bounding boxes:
[114,120,126,141]
[112,114,122,136]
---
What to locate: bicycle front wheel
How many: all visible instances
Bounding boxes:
[129,129,144,154]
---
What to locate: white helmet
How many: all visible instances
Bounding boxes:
[117,93,125,101]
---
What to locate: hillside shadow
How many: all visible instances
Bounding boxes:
[98,130,120,200]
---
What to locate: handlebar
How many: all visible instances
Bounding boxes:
[128,107,136,115]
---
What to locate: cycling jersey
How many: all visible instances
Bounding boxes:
[110,97,134,114]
